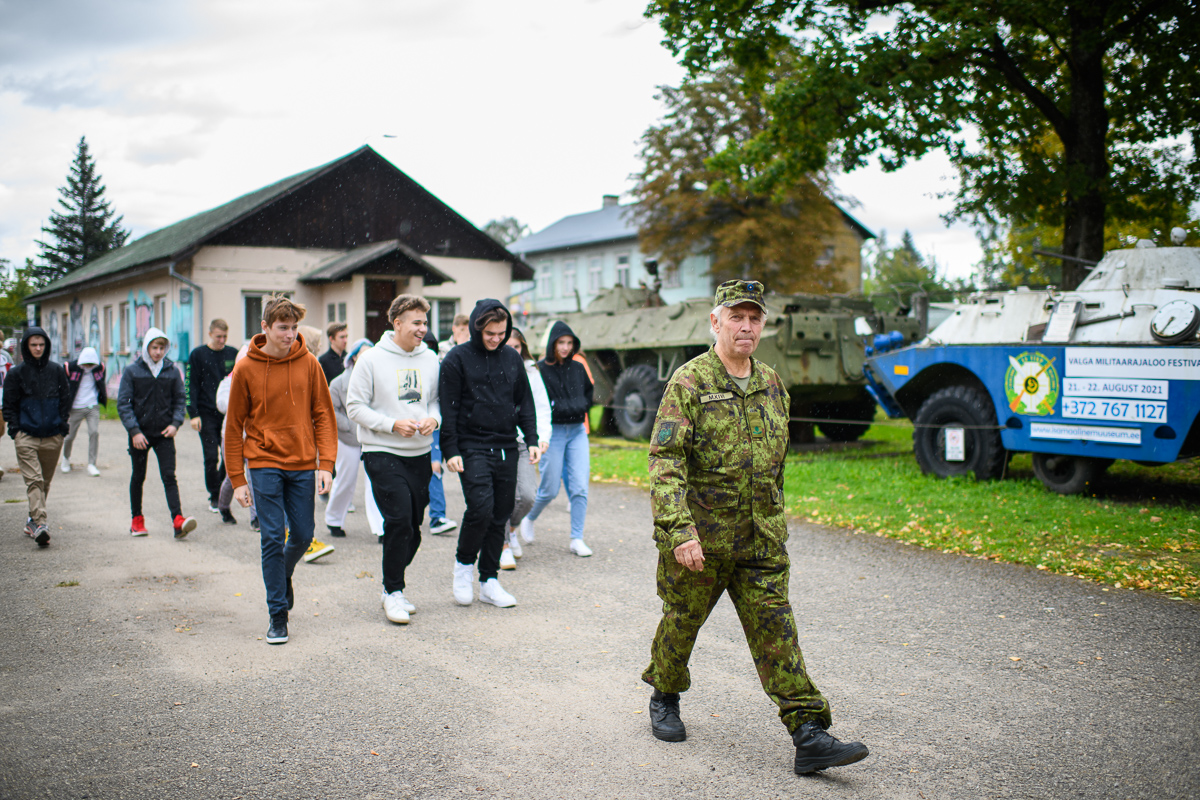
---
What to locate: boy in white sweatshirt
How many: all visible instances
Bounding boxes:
[346,295,441,625]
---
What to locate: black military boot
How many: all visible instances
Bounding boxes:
[649,689,686,742]
[792,721,869,774]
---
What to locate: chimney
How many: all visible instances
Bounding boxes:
[602,194,619,209]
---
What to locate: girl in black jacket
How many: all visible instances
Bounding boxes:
[523,320,595,557]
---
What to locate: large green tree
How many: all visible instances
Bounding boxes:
[481,217,530,247]
[645,0,1200,289]
[0,258,36,331]
[34,136,130,286]
[864,230,966,312]
[633,63,855,294]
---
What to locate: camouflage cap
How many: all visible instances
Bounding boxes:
[714,279,767,313]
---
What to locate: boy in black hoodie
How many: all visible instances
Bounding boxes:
[439,300,539,608]
[1,328,70,547]
[117,327,196,539]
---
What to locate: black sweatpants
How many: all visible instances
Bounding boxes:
[129,434,181,519]
[363,451,432,594]
[455,448,518,582]
[198,410,226,505]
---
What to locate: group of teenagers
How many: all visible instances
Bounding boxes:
[224,294,596,643]
[2,293,596,646]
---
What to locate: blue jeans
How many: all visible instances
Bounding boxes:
[250,468,315,620]
[527,422,589,540]
[428,430,446,521]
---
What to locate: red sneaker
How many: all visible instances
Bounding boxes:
[173,515,197,539]
[130,516,148,537]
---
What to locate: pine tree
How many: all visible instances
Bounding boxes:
[34,136,130,286]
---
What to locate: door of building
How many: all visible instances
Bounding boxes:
[365,279,397,343]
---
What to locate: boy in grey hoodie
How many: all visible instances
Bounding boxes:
[346,295,441,625]
[116,328,197,539]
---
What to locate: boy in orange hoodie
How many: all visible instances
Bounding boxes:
[224,296,337,645]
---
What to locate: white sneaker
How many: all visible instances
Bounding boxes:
[520,517,535,544]
[348,503,356,513]
[381,589,417,614]
[508,529,523,559]
[499,547,516,570]
[86,464,100,477]
[60,459,70,474]
[452,562,475,606]
[570,539,593,557]
[479,577,516,608]
[382,591,410,624]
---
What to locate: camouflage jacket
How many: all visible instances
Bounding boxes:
[648,347,790,559]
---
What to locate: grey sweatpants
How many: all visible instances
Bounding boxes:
[62,406,100,466]
[508,443,539,528]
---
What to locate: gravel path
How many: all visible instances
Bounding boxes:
[0,419,1195,799]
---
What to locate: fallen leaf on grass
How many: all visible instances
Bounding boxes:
[190,763,199,768]
[1010,657,1021,662]
[371,751,379,756]
[356,571,373,579]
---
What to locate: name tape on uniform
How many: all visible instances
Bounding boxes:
[700,392,734,403]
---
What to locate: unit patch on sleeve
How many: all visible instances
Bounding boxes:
[656,422,677,447]
[700,392,734,403]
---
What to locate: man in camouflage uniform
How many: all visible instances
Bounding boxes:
[642,279,870,775]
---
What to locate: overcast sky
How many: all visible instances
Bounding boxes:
[0,0,983,281]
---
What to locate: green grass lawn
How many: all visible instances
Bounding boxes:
[590,419,1200,599]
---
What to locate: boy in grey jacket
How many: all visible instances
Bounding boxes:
[326,338,383,541]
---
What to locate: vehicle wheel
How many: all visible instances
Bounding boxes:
[815,397,877,442]
[1031,453,1111,495]
[912,385,1005,480]
[611,364,664,440]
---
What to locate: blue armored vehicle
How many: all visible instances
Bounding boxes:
[864,233,1200,493]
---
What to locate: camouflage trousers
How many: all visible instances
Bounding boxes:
[642,551,832,733]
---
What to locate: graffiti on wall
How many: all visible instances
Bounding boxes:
[69,299,85,360]
[89,304,100,351]
[45,308,59,363]
[95,287,194,394]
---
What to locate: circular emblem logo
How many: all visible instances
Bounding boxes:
[1005,352,1059,416]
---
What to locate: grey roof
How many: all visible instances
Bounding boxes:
[300,240,453,284]
[26,154,347,302]
[509,199,874,259]
[508,203,638,257]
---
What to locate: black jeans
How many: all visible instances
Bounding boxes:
[199,410,226,505]
[455,448,518,582]
[363,451,432,594]
[129,434,181,519]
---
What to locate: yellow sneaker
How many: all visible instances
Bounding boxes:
[304,539,334,563]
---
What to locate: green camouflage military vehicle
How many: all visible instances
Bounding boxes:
[528,279,924,442]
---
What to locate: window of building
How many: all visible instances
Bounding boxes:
[537,263,553,298]
[663,263,682,288]
[327,303,336,323]
[244,294,263,340]
[119,302,129,352]
[154,294,167,332]
[588,257,603,294]
[427,298,458,341]
[615,254,631,287]
[562,260,577,297]
[338,302,347,322]
[103,306,113,354]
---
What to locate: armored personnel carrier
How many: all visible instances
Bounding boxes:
[864,232,1200,494]
[528,272,923,441]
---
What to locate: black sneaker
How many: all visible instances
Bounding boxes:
[220,509,237,525]
[328,525,346,538]
[33,524,51,548]
[792,721,869,774]
[250,517,260,532]
[649,689,686,742]
[266,618,288,645]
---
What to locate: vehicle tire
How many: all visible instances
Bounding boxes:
[611,364,664,440]
[1031,453,1111,495]
[815,397,877,442]
[912,385,1005,480]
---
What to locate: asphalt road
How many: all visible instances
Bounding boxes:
[0,419,1196,800]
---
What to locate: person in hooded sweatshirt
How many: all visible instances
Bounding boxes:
[438,299,539,608]
[224,295,337,646]
[62,346,108,477]
[521,321,595,556]
[2,328,70,547]
[347,296,441,625]
[326,337,383,542]
[117,327,197,540]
